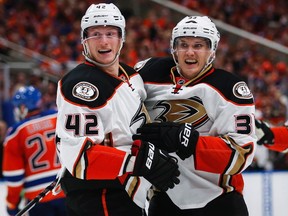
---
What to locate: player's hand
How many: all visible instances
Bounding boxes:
[255,119,274,145]
[133,122,199,160]
[132,140,180,191]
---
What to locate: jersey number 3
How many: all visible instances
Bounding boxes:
[235,115,252,134]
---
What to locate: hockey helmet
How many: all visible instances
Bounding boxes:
[81,3,126,42]
[171,16,220,53]
[12,86,42,112]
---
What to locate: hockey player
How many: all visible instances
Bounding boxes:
[134,16,257,215]
[0,120,7,178]
[255,119,288,152]
[55,3,179,216]
[3,86,67,216]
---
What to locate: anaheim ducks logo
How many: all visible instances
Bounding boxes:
[154,97,209,127]
[130,102,151,127]
[72,82,99,101]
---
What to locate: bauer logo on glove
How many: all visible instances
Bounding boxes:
[133,122,199,160]
[146,143,155,169]
[132,140,180,191]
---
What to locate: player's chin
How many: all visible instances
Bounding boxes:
[182,66,199,77]
[100,53,117,62]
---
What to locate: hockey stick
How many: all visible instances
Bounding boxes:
[15,178,58,216]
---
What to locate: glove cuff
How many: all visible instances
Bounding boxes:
[122,154,136,174]
[126,155,136,173]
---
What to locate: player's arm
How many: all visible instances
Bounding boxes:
[194,134,254,174]
[56,112,129,180]
[133,86,256,175]
[269,126,288,152]
[133,122,254,174]
[56,92,179,190]
[55,77,131,180]
[255,119,288,152]
[3,130,25,215]
[56,78,180,191]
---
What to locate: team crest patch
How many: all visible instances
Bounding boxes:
[72,82,99,101]
[233,81,253,99]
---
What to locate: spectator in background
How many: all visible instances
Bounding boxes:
[42,81,58,110]
[2,86,67,216]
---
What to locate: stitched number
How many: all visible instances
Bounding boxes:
[66,114,98,136]
[235,115,252,134]
[27,130,60,171]
[27,136,48,171]
[66,114,80,135]
[85,114,99,135]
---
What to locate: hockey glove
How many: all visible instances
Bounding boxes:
[133,122,199,160]
[132,140,180,192]
[255,119,274,145]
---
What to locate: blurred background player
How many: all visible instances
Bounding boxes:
[56,3,179,216]
[255,119,288,152]
[0,120,7,179]
[134,16,257,215]
[2,86,67,216]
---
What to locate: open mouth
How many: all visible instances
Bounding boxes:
[185,59,197,65]
[98,49,112,54]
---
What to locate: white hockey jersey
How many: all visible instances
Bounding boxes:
[136,57,257,209]
[56,61,151,207]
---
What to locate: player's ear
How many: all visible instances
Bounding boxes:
[82,41,89,56]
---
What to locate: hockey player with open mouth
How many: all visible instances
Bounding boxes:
[55,3,179,216]
[134,15,257,216]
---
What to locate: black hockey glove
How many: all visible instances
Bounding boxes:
[132,140,180,192]
[255,119,274,145]
[133,122,199,160]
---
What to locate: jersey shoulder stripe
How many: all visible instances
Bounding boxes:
[200,69,254,105]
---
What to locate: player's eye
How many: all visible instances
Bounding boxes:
[105,31,118,38]
[192,43,204,50]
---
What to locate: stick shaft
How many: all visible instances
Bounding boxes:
[15,179,58,216]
